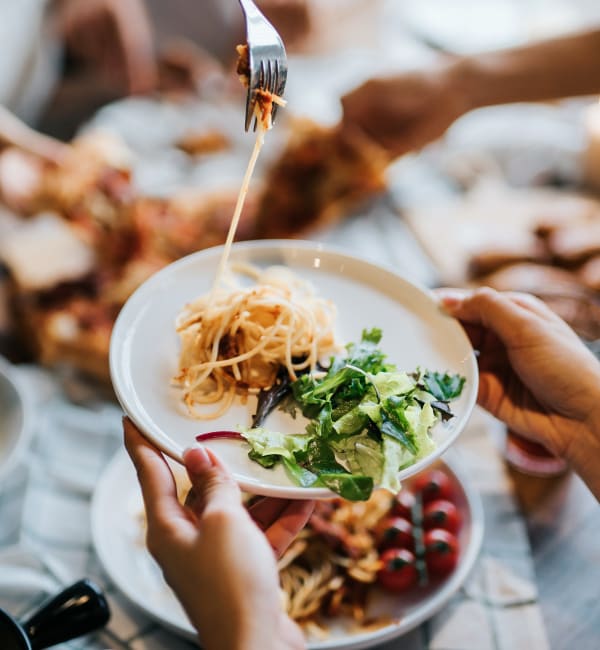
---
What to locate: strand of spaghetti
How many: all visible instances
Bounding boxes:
[185,383,236,420]
[285,308,296,379]
[175,264,340,417]
[183,310,289,371]
[210,125,266,297]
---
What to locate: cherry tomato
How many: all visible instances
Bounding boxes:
[377,548,418,592]
[412,469,454,503]
[392,490,415,520]
[423,499,461,534]
[375,516,414,551]
[424,528,459,576]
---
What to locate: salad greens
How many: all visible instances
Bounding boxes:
[238,329,465,501]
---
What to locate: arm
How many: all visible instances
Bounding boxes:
[0,105,69,162]
[456,28,600,110]
[437,288,600,500]
[342,28,600,158]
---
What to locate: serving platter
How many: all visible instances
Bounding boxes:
[110,240,478,499]
[91,449,484,649]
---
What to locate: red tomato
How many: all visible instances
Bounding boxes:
[423,499,461,534]
[424,529,459,576]
[412,469,454,503]
[392,490,415,520]
[375,516,414,551]
[377,548,418,592]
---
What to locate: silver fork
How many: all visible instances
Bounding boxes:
[238,0,288,131]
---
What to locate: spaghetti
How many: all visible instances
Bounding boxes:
[278,490,396,636]
[175,263,339,418]
[174,44,323,418]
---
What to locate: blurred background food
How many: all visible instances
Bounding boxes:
[0,0,599,380]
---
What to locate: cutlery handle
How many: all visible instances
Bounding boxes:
[22,579,110,650]
[238,0,263,20]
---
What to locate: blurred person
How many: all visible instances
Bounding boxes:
[144,0,241,66]
[0,0,156,126]
[123,288,599,648]
[145,0,309,64]
[342,28,600,158]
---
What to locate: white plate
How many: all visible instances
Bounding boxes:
[110,241,478,499]
[91,449,484,649]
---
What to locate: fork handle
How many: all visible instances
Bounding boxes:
[238,0,264,20]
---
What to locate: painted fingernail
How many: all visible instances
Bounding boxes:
[183,445,213,474]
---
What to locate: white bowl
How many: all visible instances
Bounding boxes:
[0,358,32,479]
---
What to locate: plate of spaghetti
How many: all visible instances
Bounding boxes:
[92,448,484,648]
[110,240,477,499]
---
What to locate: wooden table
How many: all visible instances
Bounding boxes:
[511,468,600,649]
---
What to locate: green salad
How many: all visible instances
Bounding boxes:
[198,329,465,501]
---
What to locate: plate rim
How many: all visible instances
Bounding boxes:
[90,447,485,649]
[109,239,479,499]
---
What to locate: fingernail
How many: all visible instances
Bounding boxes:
[183,444,213,474]
[437,290,465,310]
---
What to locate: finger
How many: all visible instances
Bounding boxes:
[182,445,242,517]
[123,418,186,529]
[435,287,542,344]
[263,500,315,559]
[502,291,569,325]
[247,497,289,531]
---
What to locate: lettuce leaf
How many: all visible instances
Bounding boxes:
[238,331,465,501]
[242,428,311,460]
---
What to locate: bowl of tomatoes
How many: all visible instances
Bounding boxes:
[376,468,464,595]
[300,453,485,649]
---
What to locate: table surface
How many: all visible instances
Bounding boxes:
[512,468,600,649]
[3,0,600,639]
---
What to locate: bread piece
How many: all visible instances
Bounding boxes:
[254,120,388,238]
[467,238,549,278]
[477,262,587,296]
[578,256,600,291]
[13,292,115,382]
[176,130,230,156]
[477,262,600,340]
[0,213,95,291]
[547,221,600,266]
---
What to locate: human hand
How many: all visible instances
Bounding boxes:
[341,60,470,158]
[57,0,157,95]
[437,288,600,497]
[123,418,310,650]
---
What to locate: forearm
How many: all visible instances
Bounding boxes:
[452,28,600,110]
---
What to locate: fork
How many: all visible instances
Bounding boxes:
[238,0,288,131]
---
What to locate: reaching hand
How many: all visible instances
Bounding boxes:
[437,288,600,498]
[57,0,157,95]
[341,61,469,158]
[123,418,311,650]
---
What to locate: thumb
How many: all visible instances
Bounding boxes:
[182,445,241,517]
